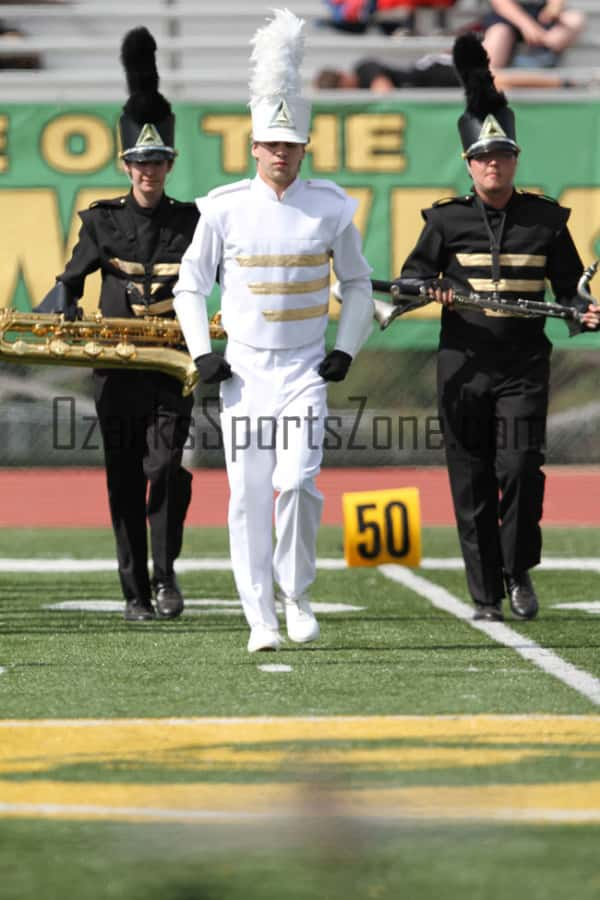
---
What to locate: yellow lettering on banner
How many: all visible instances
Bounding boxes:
[0,190,65,308]
[202,115,252,174]
[558,188,600,266]
[67,188,126,314]
[345,114,406,173]
[0,115,8,173]
[343,487,421,568]
[41,115,113,174]
[390,187,456,320]
[0,187,124,311]
[306,114,338,172]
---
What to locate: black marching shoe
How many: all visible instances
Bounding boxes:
[505,571,539,620]
[473,602,504,622]
[153,575,184,619]
[124,598,155,621]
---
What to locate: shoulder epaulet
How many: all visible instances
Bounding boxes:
[207,179,251,199]
[516,190,559,205]
[165,197,198,210]
[432,195,473,208]
[305,179,347,198]
[88,196,128,209]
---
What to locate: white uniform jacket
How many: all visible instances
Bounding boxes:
[173,175,373,357]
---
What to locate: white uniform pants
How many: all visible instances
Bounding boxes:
[220,339,327,630]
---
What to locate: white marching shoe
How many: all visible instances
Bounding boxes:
[282,594,320,644]
[247,624,283,653]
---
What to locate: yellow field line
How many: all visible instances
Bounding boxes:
[1,781,600,824]
[1,717,599,824]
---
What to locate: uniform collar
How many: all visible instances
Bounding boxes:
[127,191,168,218]
[252,174,302,203]
[473,187,516,214]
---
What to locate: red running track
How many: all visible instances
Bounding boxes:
[1,466,599,527]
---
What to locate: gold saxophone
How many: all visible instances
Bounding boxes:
[0,309,226,397]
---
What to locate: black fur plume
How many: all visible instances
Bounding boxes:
[120,27,171,123]
[453,33,507,117]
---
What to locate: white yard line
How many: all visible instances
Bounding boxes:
[3,556,600,573]
[257,664,293,673]
[1,713,597,727]
[421,558,600,572]
[0,801,598,824]
[379,566,600,708]
[0,557,348,572]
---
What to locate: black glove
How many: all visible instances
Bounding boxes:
[318,350,352,383]
[194,352,233,384]
[33,282,81,321]
[390,277,452,302]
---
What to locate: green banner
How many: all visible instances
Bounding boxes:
[2,99,600,348]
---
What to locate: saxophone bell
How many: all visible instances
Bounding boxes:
[577,260,599,305]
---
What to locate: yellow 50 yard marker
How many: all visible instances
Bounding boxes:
[342,487,421,568]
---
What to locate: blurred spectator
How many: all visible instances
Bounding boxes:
[0,20,41,69]
[319,0,457,36]
[315,53,584,90]
[482,0,585,69]
[316,54,460,88]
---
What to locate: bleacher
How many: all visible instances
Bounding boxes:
[0,0,599,101]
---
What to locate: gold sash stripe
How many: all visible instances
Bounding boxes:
[456,253,547,268]
[109,258,144,276]
[152,263,181,276]
[236,253,330,267]
[262,302,329,322]
[249,275,331,295]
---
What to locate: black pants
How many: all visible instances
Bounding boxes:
[437,345,550,606]
[93,369,194,601]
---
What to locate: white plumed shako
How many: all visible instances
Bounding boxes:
[249,8,311,144]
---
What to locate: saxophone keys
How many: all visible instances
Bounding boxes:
[48,338,69,357]
[115,342,137,360]
[83,342,103,358]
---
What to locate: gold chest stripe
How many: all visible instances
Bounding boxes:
[262,302,329,322]
[248,274,331,295]
[468,278,546,293]
[109,260,180,276]
[109,258,145,276]
[150,282,170,295]
[153,263,180,276]
[131,298,174,316]
[236,253,330,267]
[456,253,547,268]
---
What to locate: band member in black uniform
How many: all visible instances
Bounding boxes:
[36,28,198,621]
[396,34,600,622]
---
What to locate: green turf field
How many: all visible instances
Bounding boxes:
[1,526,599,899]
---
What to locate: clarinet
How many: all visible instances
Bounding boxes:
[369,269,600,330]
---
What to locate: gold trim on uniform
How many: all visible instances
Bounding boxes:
[109,258,145,275]
[456,253,547,268]
[262,302,329,322]
[248,275,330,295]
[236,253,330,267]
[152,263,181,276]
[468,278,546,293]
[131,298,174,316]
[482,309,521,318]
